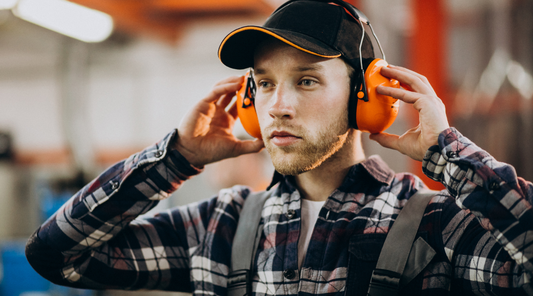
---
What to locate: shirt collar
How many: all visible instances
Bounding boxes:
[266,155,395,191]
[359,155,395,185]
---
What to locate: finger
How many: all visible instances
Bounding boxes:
[214,75,243,87]
[232,139,265,156]
[386,65,436,90]
[388,65,430,83]
[380,66,436,96]
[201,81,242,104]
[217,91,236,108]
[368,132,400,151]
[227,100,238,119]
[376,85,422,105]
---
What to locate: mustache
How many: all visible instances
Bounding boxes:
[262,122,304,137]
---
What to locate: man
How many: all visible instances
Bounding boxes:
[26,0,533,295]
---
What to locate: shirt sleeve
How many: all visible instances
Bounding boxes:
[423,127,533,293]
[25,130,247,291]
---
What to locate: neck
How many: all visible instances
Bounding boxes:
[294,130,365,201]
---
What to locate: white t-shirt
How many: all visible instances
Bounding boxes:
[298,199,326,269]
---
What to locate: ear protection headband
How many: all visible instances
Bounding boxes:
[236,0,400,138]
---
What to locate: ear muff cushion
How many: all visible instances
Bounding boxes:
[236,72,262,139]
[355,59,400,133]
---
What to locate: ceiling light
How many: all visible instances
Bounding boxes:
[13,0,113,43]
[0,0,18,9]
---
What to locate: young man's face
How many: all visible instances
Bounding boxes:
[253,39,353,175]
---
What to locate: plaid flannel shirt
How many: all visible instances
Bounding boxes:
[26,127,533,295]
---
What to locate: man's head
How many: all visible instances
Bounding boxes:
[218,0,374,175]
[253,38,354,175]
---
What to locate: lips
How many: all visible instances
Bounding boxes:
[269,130,301,147]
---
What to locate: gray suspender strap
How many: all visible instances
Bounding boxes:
[228,189,272,296]
[367,190,438,296]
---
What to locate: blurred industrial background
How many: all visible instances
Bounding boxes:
[0,0,532,295]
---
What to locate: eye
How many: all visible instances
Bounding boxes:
[258,80,273,89]
[299,79,317,87]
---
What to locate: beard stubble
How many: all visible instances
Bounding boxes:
[263,113,350,176]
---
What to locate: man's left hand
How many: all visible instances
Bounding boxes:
[369,65,449,161]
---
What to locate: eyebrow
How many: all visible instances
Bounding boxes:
[295,64,323,72]
[254,68,267,75]
[254,64,324,75]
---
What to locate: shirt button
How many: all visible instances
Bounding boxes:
[446,151,458,159]
[286,209,296,220]
[155,150,163,157]
[489,181,501,191]
[111,181,119,190]
[283,269,296,280]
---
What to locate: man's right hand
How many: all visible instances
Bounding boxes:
[174,76,265,168]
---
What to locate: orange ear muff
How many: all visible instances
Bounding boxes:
[355,59,400,134]
[236,71,262,139]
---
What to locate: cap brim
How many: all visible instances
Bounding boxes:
[218,26,342,70]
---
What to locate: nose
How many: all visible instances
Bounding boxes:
[268,84,295,120]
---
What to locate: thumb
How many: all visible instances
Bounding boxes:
[232,139,265,156]
[369,132,400,150]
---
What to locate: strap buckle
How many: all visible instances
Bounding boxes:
[367,269,400,296]
[228,269,250,286]
[228,269,251,296]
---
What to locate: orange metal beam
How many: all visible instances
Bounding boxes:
[408,0,448,189]
[410,0,447,101]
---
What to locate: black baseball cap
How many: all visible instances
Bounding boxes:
[218,0,375,70]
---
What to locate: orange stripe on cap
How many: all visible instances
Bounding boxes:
[218,26,342,63]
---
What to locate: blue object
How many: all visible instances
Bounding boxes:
[39,187,73,222]
[0,240,50,296]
